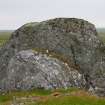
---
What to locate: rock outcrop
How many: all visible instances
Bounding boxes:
[0,18,105,96]
[0,50,85,90]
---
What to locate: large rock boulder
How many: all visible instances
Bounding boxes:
[0,50,85,90]
[0,18,102,74]
[0,18,105,96]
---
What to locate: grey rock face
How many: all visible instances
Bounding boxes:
[0,18,102,74]
[0,50,85,90]
[0,18,105,96]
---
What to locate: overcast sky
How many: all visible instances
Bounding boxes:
[0,0,105,30]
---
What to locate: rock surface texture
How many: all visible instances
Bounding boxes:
[1,50,85,90]
[0,18,105,96]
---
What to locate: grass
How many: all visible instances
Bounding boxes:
[0,31,12,46]
[97,28,105,43]
[98,32,105,43]
[0,88,76,104]
[0,88,105,105]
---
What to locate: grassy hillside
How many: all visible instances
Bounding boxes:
[97,28,105,43]
[0,30,13,46]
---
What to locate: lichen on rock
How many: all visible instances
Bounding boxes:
[0,50,85,90]
[0,18,105,96]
